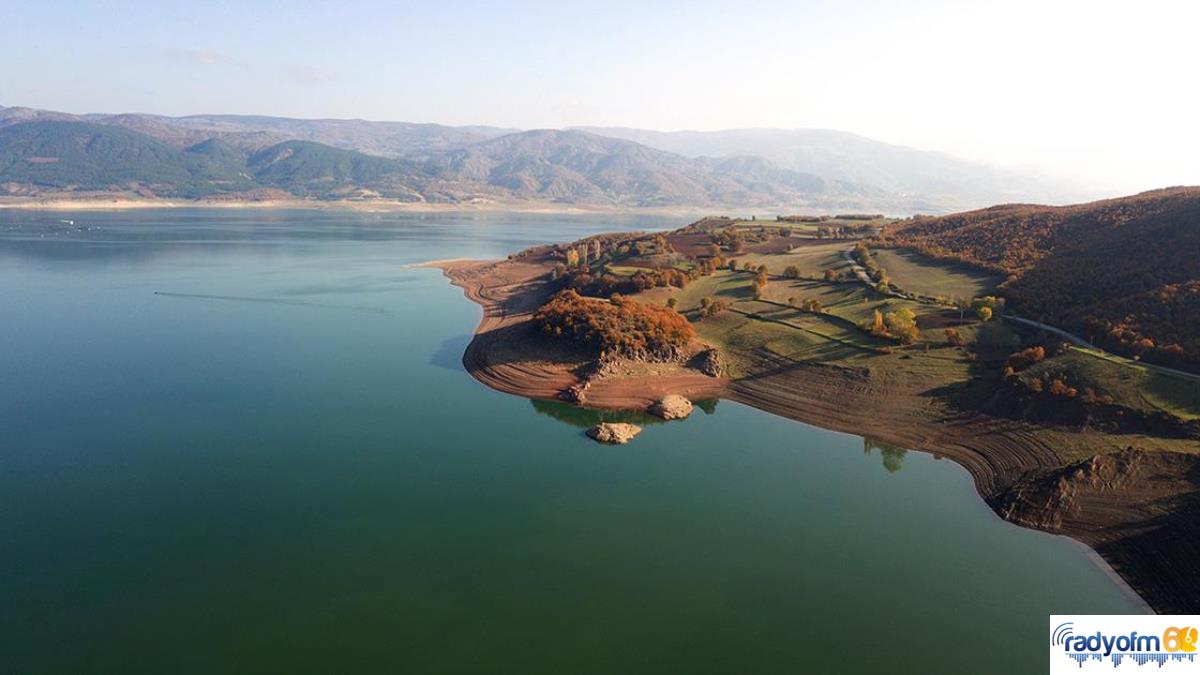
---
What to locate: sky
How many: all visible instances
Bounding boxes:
[3,0,1196,193]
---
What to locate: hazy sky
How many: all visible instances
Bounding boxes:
[4,0,1196,193]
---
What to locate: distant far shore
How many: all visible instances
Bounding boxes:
[0,196,735,218]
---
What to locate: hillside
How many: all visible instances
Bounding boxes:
[575,126,1089,210]
[885,188,1200,371]
[141,114,514,157]
[0,121,894,207]
[246,140,427,199]
[420,129,872,207]
[0,121,247,197]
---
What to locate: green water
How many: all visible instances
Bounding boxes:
[0,210,1141,674]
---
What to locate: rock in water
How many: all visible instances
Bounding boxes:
[586,422,642,444]
[649,395,693,420]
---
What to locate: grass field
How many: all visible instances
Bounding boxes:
[872,248,1002,300]
[638,270,753,312]
[734,241,849,277]
[1018,348,1200,421]
[1033,347,1200,421]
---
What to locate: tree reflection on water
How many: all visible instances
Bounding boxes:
[863,437,909,473]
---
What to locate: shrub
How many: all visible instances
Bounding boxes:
[1004,346,1046,372]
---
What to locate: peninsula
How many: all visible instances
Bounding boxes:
[435,189,1200,614]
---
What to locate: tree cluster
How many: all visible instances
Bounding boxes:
[534,290,695,360]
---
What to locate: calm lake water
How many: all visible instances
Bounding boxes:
[0,209,1141,673]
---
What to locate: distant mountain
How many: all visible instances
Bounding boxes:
[0,120,892,207]
[420,129,880,207]
[0,105,1087,211]
[246,140,426,199]
[574,126,1089,210]
[0,106,514,158]
[886,187,1200,372]
[133,114,516,157]
[0,121,248,196]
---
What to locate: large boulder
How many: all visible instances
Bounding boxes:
[561,382,589,404]
[649,395,693,420]
[586,422,642,444]
[692,348,723,377]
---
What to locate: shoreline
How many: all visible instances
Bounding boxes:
[430,251,1200,615]
[0,196,717,217]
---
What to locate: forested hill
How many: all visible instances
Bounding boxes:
[885,187,1200,372]
[0,120,896,209]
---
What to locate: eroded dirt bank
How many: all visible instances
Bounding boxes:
[431,253,1200,614]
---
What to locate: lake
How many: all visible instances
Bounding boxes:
[0,209,1142,674]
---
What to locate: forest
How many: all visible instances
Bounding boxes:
[884,187,1200,372]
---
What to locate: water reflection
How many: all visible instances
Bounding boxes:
[430,333,473,371]
[530,399,663,428]
[529,398,720,429]
[864,437,909,473]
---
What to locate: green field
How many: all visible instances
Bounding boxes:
[872,248,1001,300]
[734,241,849,277]
[1026,347,1200,421]
[639,270,753,311]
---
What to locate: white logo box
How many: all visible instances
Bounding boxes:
[1051,615,1200,673]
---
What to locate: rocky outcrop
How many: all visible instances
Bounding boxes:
[994,448,1148,531]
[561,382,590,404]
[586,422,642,444]
[649,394,693,420]
[691,348,724,377]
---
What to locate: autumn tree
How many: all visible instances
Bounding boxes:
[884,308,919,344]
[870,309,886,336]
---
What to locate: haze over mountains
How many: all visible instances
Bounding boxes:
[576,127,1082,210]
[0,105,1087,212]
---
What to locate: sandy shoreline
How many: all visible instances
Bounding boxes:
[431,250,1200,615]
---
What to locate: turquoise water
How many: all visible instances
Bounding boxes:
[0,209,1141,674]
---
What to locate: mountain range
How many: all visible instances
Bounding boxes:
[0,105,1088,212]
